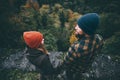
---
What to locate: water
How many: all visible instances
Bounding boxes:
[1,49,120,80]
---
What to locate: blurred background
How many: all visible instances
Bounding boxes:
[0,0,120,80]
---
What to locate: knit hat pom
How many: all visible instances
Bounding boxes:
[23,31,43,48]
[77,13,100,35]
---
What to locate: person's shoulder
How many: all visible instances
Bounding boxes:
[27,47,45,55]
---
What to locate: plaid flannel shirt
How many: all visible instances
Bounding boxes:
[63,34,103,72]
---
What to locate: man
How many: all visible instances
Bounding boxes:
[59,13,103,80]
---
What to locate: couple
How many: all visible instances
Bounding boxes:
[23,13,103,80]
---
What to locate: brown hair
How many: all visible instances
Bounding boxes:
[37,44,48,54]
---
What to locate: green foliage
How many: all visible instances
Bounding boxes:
[84,0,120,14]
[54,28,70,51]
[1,0,120,52]
[39,29,58,51]
[19,4,68,30]
[11,4,74,51]
[0,0,22,48]
[0,1,120,80]
[59,11,66,28]
[97,13,120,38]
[39,28,70,52]
[19,8,39,30]
[62,0,120,14]
[0,69,39,80]
[0,3,76,50]
[101,32,120,55]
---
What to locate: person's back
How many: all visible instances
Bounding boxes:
[65,34,103,80]
[26,48,55,75]
[23,31,56,80]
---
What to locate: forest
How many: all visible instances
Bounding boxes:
[0,0,120,80]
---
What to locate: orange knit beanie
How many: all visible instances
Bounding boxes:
[23,31,43,48]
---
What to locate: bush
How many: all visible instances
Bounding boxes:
[0,69,39,80]
[101,32,120,55]
[39,29,58,51]
[97,13,120,38]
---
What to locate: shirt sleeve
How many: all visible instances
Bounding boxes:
[57,35,103,72]
[64,39,92,64]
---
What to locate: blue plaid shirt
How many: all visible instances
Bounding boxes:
[62,34,103,72]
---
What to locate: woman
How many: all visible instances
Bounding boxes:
[23,31,56,80]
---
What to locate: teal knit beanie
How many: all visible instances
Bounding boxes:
[77,13,100,35]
